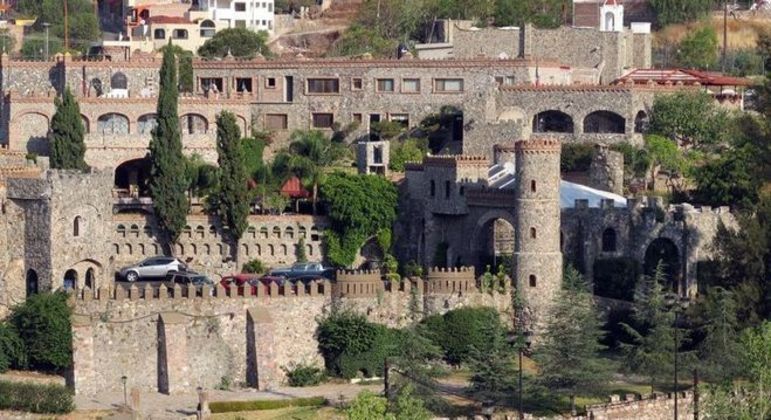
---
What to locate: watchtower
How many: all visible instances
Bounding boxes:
[514,139,562,333]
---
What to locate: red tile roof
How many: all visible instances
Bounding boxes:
[148,15,192,24]
[280,176,310,199]
[613,68,751,87]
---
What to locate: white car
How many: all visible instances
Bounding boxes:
[119,257,187,282]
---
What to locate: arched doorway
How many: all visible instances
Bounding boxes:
[115,158,151,196]
[64,269,78,290]
[643,238,681,293]
[85,268,95,290]
[533,110,574,133]
[634,110,649,133]
[26,269,38,297]
[583,111,625,133]
[474,217,515,274]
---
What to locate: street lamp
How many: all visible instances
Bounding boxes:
[518,332,532,420]
[42,22,50,60]
[664,293,689,420]
[121,375,128,408]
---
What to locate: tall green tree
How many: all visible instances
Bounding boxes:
[648,91,729,149]
[620,261,683,388]
[694,287,743,383]
[198,28,269,59]
[536,266,612,414]
[49,87,87,170]
[149,44,189,245]
[467,322,518,404]
[216,111,250,241]
[677,25,719,70]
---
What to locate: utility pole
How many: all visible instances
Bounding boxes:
[43,22,50,60]
[722,0,728,72]
[64,0,69,52]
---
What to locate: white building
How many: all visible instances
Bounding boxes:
[196,0,275,33]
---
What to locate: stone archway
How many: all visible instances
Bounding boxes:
[63,269,78,290]
[533,110,574,133]
[583,110,625,134]
[26,268,38,298]
[85,268,96,290]
[471,210,516,273]
[115,158,151,196]
[643,237,681,293]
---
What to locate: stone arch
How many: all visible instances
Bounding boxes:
[236,115,248,136]
[204,244,211,255]
[602,227,617,252]
[191,243,197,255]
[281,244,288,256]
[71,259,102,291]
[583,110,625,134]
[117,224,126,237]
[643,237,681,293]
[85,268,95,290]
[111,72,128,90]
[138,113,158,134]
[183,225,192,238]
[259,226,268,239]
[196,226,205,239]
[115,158,151,195]
[272,226,281,238]
[139,243,146,255]
[125,243,133,255]
[604,12,614,30]
[179,113,208,135]
[81,114,90,133]
[73,216,82,237]
[247,226,256,239]
[497,106,526,123]
[200,19,216,37]
[63,269,78,290]
[533,110,574,133]
[26,269,39,297]
[634,110,649,133]
[471,209,517,272]
[242,244,250,256]
[113,243,120,254]
[130,224,140,237]
[13,112,49,154]
[255,244,261,256]
[285,226,295,239]
[299,226,307,238]
[269,244,275,256]
[97,113,130,135]
[307,244,313,256]
[209,226,217,237]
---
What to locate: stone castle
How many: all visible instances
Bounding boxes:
[0,17,740,411]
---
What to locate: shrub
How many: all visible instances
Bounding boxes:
[209,396,326,413]
[593,258,640,301]
[0,324,25,373]
[0,381,74,414]
[283,363,326,387]
[561,143,594,172]
[242,259,266,274]
[420,307,505,365]
[9,292,72,372]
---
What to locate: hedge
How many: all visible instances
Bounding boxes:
[209,396,326,413]
[0,381,74,414]
[420,306,505,365]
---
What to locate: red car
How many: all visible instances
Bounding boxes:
[220,273,259,296]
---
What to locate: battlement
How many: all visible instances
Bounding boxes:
[423,155,489,168]
[514,139,561,154]
[403,162,424,171]
[427,266,476,294]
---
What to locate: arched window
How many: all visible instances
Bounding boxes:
[260,226,268,239]
[200,19,216,38]
[154,29,166,40]
[634,110,649,133]
[138,114,158,134]
[243,244,249,256]
[64,269,78,290]
[602,228,617,252]
[430,180,436,197]
[196,226,205,239]
[530,227,536,239]
[179,114,208,135]
[445,181,451,199]
[529,275,537,287]
[530,180,537,193]
[26,269,38,297]
[172,29,189,39]
[117,224,126,237]
[584,110,625,134]
[272,226,281,238]
[605,12,615,31]
[111,72,128,90]
[73,216,82,237]
[97,113,129,135]
[247,226,256,239]
[533,110,574,133]
[281,244,288,256]
[85,268,95,290]
[204,244,211,255]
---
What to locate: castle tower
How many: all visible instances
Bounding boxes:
[514,139,562,334]
[600,0,624,32]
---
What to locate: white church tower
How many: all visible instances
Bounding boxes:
[600,0,624,32]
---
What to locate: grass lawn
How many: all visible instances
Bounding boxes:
[212,406,341,420]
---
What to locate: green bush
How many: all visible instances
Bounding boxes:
[420,307,505,365]
[9,292,72,372]
[242,259,267,274]
[209,396,326,413]
[593,258,640,301]
[561,143,594,172]
[0,324,25,373]
[0,381,74,414]
[283,363,326,387]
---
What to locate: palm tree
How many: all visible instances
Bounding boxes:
[279,130,347,215]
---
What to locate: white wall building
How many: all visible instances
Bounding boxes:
[198,0,275,33]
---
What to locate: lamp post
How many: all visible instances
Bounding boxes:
[518,332,532,420]
[665,293,689,420]
[121,375,128,408]
[42,22,50,60]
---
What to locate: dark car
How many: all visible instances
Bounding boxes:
[269,262,335,280]
[164,271,214,296]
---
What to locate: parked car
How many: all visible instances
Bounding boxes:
[164,271,214,296]
[119,257,187,282]
[220,273,260,296]
[269,262,335,280]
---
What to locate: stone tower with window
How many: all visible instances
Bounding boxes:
[514,139,562,334]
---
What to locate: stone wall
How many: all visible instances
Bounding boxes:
[526,391,695,420]
[589,144,624,195]
[70,267,512,396]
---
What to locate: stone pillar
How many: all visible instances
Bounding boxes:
[514,139,562,336]
[157,312,189,395]
[589,144,624,195]
[246,308,278,390]
[70,314,94,395]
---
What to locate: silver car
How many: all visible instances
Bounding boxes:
[119,257,187,282]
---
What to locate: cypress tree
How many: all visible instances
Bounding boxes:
[49,87,87,170]
[536,266,612,414]
[149,43,189,245]
[216,111,249,241]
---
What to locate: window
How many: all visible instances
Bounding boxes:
[73,216,81,237]
[352,78,363,90]
[235,2,246,11]
[445,181,451,199]
[235,20,246,28]
[402,78,420,93]
[268,3,273,12]
[153,29,166,39]
[602,228,617,252]
[434,78,464,92]
[374,146,383,164]
[530,180,536,193]
[459,186,465,196]
[265,114,288,130]
[307,78,340,94]
[390,114,409,129]
[265,77,276,88]
[201,77,223,93]
[172,29,188,39]
[353,113,363,124]
[236,77,252,93]
[530,227,536,239]
[529,275,537,287]
[200,20,216,38]
[312,113,334,129]
[430,180,435,197]
[377,78,395,92]
[111,72,128,90]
